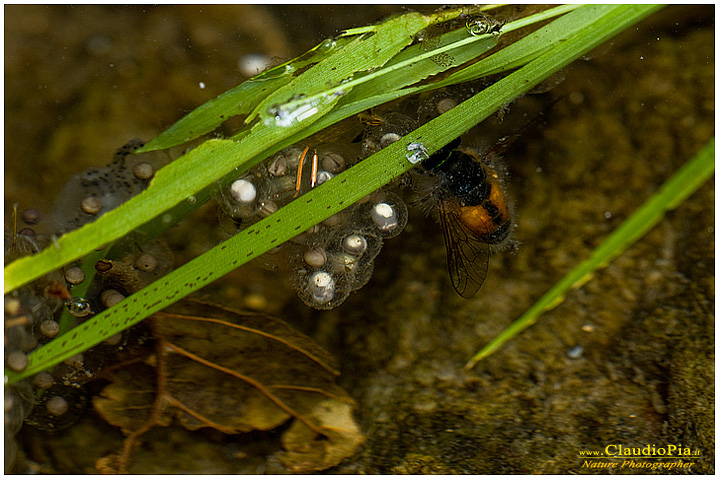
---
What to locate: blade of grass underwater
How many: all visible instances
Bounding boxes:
[137,35,359,152]
[269,5,660,163]
[2,7,572,294]
[139,7,586,245]
[3,14,430,294]
[245,12,430,132]
[465,137,715,369]
[4,4,664,385]
[138,6,472,153]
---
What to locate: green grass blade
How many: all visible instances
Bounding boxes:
[4,4,664,384]
[136,35,359,152]
[466,137,715,369]
[2,11,432,294]
[245,12,430,133]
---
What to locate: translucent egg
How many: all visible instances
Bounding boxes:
[46,396,69,417]
[64,266,85,285]
[308,271,335,304]
[316,170,333,185]
[230,179,257,204]
[371,202,399,231]
[132,162,154,180]
[379,132,402,148]
[342,234,368,255]
[303,247,327,267]
[81,196,102,214]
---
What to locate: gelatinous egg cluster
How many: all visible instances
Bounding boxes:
[47,138,171,233]
[215,115,417,309]
[288,189,407,309]
[4,140,174,459]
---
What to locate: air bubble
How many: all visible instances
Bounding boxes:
[187,195,197,205]
[239,53,271,77]
[268,95,325,128]
[318,38,337,53]
[465,14,502,36]
[66,297,93,317]
[406,142,429,164]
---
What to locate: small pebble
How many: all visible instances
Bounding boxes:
[230,179,257,204]
[267,155,287,176]
[379,133,402,148]
[258,200,278,218]
[436,97,457,114]
[18,227,36,238]
[244,292,268,311]
[567,345,584,359]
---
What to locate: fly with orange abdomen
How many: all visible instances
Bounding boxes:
[420,137,515,298]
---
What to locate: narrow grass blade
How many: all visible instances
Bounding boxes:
[136,35,359,152]
[466,138,715,369]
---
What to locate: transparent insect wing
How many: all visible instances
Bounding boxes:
[438,199,490,299]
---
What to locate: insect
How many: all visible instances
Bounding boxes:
[421,137,515,298]
[357,110,386,127]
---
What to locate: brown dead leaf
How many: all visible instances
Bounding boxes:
[93,299,364,473]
